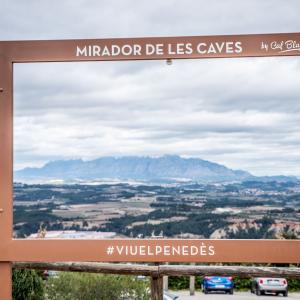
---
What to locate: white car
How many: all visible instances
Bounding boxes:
[163,292,179,300]
[251,277,288,297]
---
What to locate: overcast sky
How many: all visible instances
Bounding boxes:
[1,1,300,176]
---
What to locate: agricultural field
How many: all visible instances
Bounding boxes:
[13,180,300,239]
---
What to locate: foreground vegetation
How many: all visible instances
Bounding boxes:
[13,268,300,299]
[13,269,44,300]
[46,272,150,300]
[13,270,150,300]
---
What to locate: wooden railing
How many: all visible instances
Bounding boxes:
[14,262,300,300]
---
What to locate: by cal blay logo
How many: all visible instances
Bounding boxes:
[261,40,300,53]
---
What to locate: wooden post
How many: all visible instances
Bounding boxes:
[151,275,163,300]
[190,263,195,295]
[189,275,195,295]
[151,262,163,300]
[163,275,168,292]
[163,262,168,292]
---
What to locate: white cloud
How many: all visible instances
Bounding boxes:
[13,58,300,176]
[1,0,300,176]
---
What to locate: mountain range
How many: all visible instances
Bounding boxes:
[14,155,298,184]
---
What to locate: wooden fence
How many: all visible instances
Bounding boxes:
[14,262,300,300]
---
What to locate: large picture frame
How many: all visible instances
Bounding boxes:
[1,32,300,299]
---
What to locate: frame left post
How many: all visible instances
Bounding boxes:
[0,46,14,300]
[0,263,12,299]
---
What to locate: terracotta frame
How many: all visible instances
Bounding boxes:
[1,33,300,299]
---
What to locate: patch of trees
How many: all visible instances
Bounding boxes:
[104,208,188,234]
[123,212,229,238]
[202,198,266,209]
[13,269,44,300]
[14,188,62,201]
[14,207,61,224]
[13,204,67,237]
[150,202,195,212]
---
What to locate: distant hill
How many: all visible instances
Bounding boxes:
[14,155,297,184]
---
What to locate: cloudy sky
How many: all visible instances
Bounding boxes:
[1,1,300,176]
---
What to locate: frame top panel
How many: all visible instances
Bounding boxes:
[0,32,299,62]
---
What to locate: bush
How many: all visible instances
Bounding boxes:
[233,278,251,290]
[288,279,300,292]
[169,276,203,290]
[13,269,45,300]
[46,272,150,300]
[168,276,189,290]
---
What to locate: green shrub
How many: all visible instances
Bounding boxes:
[13,269,45,300]
[46,272,150,300]
[287,279,300,292]
[233,278,251,290]
[169,276,203,290]
[168,276,189,290]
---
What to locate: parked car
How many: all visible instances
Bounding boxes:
[163,291,179,300]
[42,270,59,280]
[202,276,234,294]
[251,277,288,297]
